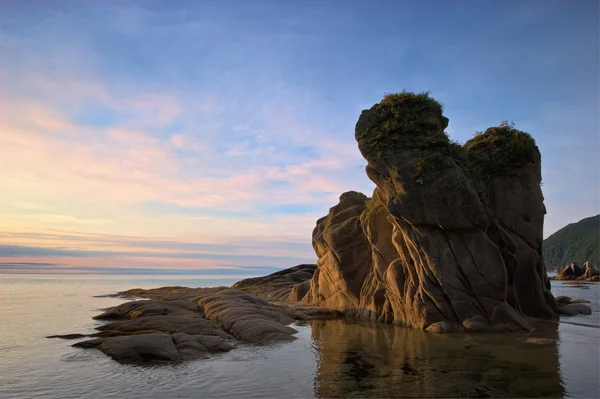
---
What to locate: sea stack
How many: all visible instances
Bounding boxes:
[291,91,558,332]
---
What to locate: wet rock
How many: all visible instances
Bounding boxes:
[171,332,234,360]
[523,338,555,345]
[194,288,300,343]
[554,296,591,306]
[569,298,592,304]
[66,286,340,364]
[557,303,592,316]
[554,296,571,305]
[73,332,232,364]
[96,315,232,338]
[46,333,87,339]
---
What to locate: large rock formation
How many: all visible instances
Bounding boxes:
[290,92,561,332]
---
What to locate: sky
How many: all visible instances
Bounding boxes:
[0,0,598,274]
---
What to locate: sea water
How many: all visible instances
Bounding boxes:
[0,274,598,398]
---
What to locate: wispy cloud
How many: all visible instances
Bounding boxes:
[0,1,597,273]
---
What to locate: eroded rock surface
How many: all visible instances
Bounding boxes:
[73,332,233,363]
[287,92,561,332]
[232,264,317,300]
[54,286,339,364]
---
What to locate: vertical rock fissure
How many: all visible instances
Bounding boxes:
[441,230,491,322]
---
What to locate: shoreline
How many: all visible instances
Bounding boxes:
[47,267,596,365]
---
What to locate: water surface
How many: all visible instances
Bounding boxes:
[0,275,598,398]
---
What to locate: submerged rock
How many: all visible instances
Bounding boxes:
[46,333,87,339]
[523,337,555,345]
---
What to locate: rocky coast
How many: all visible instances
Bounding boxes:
[50,92,594,364]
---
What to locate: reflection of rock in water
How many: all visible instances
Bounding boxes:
[311,319,564,398]
[341,351,375,390]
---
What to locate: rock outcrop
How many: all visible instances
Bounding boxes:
[51,286,339,364]
[552,261,600,281]
[287,92,561,332]
[232,264,317,300]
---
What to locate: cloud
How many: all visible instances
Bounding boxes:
[0,244,314,265]
[0,0,597,275]
[0,261,283,276]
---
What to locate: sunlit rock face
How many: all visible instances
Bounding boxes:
[293,92,557,332]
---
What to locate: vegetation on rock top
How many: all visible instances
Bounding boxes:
[463,121,538,178]
[357,92,539,186]
[356,90,449,157]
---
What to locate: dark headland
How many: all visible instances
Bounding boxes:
[49,92,594,364]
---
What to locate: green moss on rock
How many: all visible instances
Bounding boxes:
[464,121,538,177]
[356,91,449,156]
[413,152,447,184]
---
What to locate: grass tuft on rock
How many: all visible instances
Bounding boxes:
[463,121,538,177]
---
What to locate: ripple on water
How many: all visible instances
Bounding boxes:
[1,275,599,398]
[60,349,104,363]
[0,345,23,352]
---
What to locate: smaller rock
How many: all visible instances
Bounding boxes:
[581,261,600,281]
[556,261,584,280]
[462,316,491,332]
[73,338,103,348]
[558,303,593,316]
[568,298,591,304]
[47,333,87,339]
[73,332,234,364]
[426,321,461,333]
[554,296,571,306]
[555,261,600,281]
[524,338,555,345]
[554,296,591,305]
[232,264,317,301]
[75,333,181,364]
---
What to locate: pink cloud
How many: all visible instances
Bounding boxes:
[0,64,375,267]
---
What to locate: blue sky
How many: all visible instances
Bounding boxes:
[0,0,598,273]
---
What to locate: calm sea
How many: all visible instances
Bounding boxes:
[0,274,598,398]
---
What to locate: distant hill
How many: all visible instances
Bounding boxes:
[543,214,599,270]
